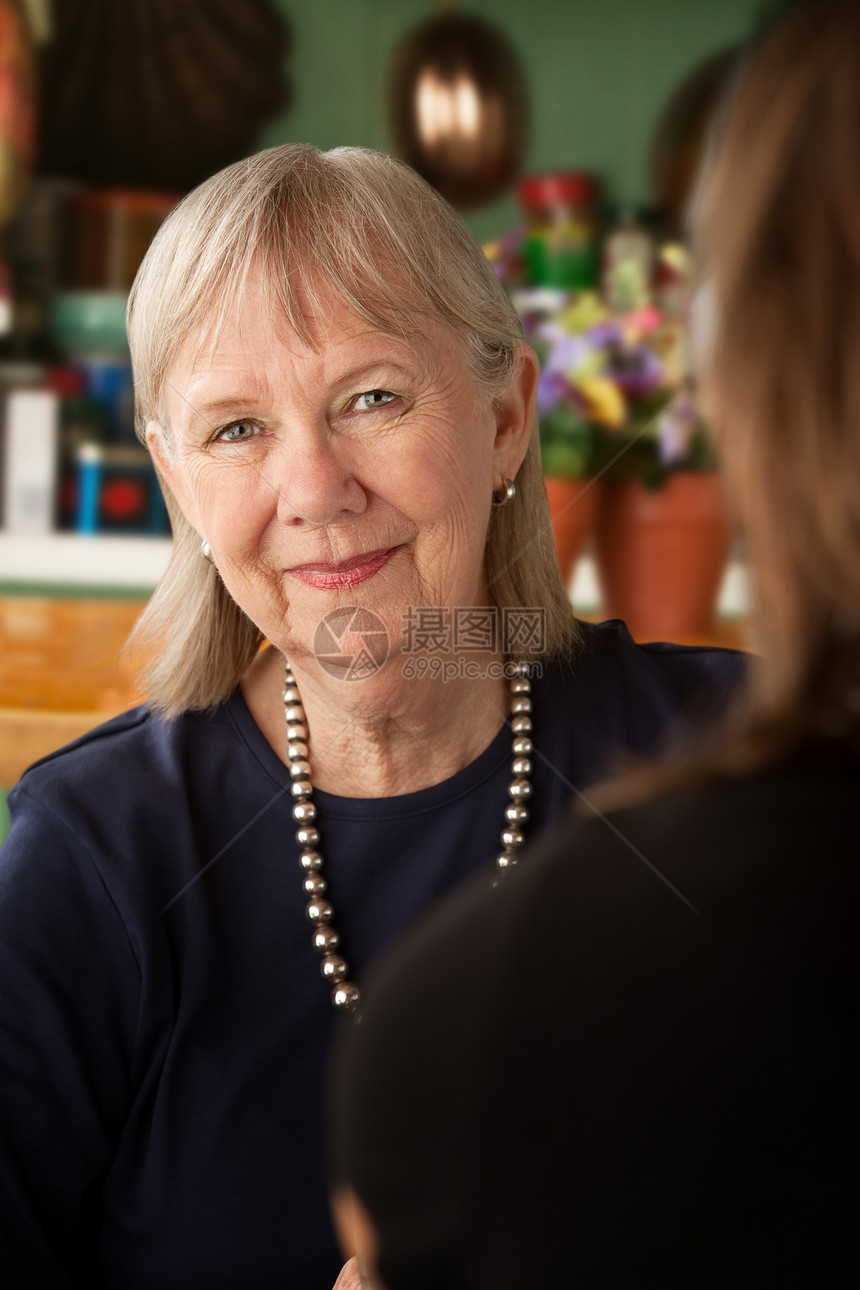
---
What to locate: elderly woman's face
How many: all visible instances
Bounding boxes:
[151,286,532,666]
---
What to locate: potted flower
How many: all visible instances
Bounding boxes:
[510,279,731,638]
[518,290,616,583]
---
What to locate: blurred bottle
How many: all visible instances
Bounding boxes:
[602,208,656,314]
[46,362,104,531]
[47,188,178,446]
[653,241,693,320]
[74,441,169,537]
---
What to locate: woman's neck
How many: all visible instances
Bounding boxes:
[242,644,511,797]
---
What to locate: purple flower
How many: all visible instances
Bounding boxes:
[609,345,663,398]
[538,325,593,375]
[587,320,624,348]
[658,394,698,465]
[537,367,570,416]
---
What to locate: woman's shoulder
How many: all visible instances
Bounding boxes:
[352,744,859,1024]
[534,618,746,765]
[5,694,250,889]
[2,691,255,930]
[12,695,241,801]
[569,616,746,687]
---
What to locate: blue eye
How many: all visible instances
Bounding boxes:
[353,390,396,411]
[216,421,258,443]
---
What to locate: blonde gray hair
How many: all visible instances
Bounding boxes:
[593,0,860,810]
[126,143,576,713]
[696,0,860,753]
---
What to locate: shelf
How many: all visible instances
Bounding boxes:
[0,533,172,592]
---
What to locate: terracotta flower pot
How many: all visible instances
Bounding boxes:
[543,474,600,587]
[592,471,732,641]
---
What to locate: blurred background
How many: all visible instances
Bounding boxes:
[0,0,789,815]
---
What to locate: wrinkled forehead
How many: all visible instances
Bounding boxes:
[159,273,464,421]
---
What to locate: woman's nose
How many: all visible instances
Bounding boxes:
[273,432,367,528]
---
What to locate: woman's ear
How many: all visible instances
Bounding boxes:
[492,344,540,481]
[145,420,202,534]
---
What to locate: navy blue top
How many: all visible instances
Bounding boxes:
[0,620,743,1288]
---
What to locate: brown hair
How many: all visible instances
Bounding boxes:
[126,144,577,714]
[598,0,860,807]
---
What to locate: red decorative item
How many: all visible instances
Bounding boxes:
[101,477,146,522]
[518,172,596,212]
[518,170,601,289]
[0,0,35,227]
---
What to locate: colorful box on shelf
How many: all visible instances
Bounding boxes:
[75,443,169,535]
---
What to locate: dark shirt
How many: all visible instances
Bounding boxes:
[0,620,743,1288]
[330,742,857,1289]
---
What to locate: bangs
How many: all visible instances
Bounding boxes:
[251,207,434,351]
[128,144,524,438]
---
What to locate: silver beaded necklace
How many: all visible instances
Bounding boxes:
[283,658,534,1013]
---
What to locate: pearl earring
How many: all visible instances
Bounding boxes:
[491,477,516,507]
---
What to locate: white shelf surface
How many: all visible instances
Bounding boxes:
[0,532,751,615]
[0,533,172,590]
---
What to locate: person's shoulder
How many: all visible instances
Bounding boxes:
[572,616,745,675]
[15,703,164,789]
[4,693,246,919]
[356,745,859,1003]
[534,618,745,750]
[21,701,153,765]
[568,616,745,711]
[369,745,860,1023]
[10,694,241,810]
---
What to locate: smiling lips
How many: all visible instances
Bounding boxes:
[287,546,400,590]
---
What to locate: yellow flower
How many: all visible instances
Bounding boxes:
[577,375,628,428]
[557,291,609,335]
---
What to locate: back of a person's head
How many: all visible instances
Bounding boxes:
[329,784,854,1289]
[696,0,860,723]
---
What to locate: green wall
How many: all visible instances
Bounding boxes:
[260,0,760,243]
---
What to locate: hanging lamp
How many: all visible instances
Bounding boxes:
[388,4,528,208]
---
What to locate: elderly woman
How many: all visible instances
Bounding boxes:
[327,3,859,1287]
[0,144,741,1288]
